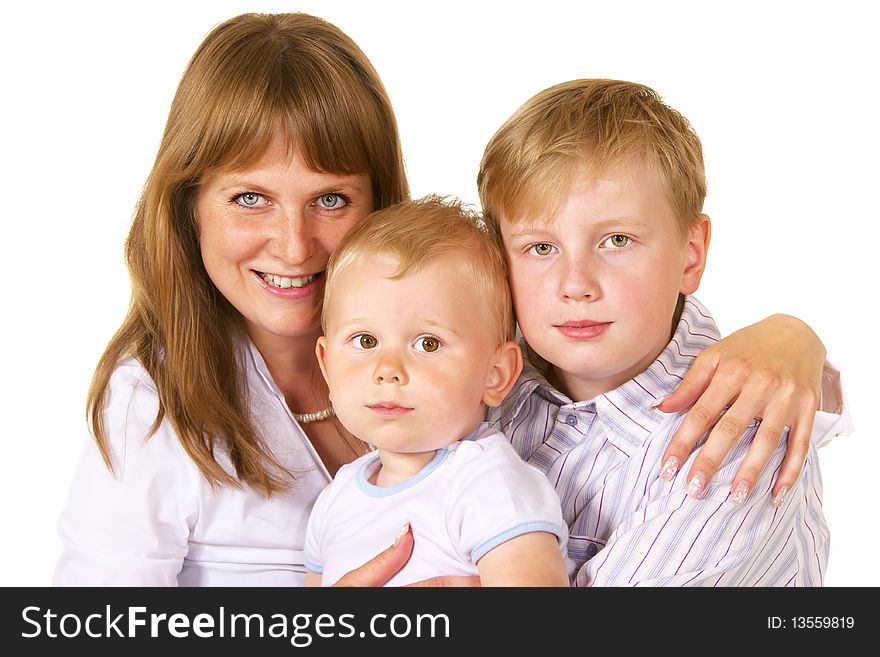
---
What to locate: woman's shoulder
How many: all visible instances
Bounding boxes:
[108,356,158,394]
[99,357,189,465]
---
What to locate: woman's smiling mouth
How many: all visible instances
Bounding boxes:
[256,270,323,289]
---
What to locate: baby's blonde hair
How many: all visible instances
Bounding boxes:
[478,79,706,234]
[323,196,515,346]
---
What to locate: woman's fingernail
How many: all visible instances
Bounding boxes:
[686,472,707,499]
[659,456,680,481]
[649,395,668,410]
[393,522,410,547]
[731,480,751,506]
[772,486,790,508]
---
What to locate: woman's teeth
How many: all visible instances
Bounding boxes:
[259,272,319,289]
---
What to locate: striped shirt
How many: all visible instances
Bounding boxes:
[487,296,841,586]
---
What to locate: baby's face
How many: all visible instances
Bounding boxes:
[500,163,709,402]
[318,252,501,453]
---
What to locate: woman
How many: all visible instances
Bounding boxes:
[53,12,835,586]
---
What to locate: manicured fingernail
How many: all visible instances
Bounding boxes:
[687,472,707,499]
[731,480,751,506]
[393,522,410,547]
[772,486,789,508]
[649,395,668,410]
[659,456,680,481]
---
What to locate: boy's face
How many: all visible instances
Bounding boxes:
[500,164,709,401]
[317,252,514,453]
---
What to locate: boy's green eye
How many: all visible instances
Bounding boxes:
[533,243,554,256]
[605,234,631,248]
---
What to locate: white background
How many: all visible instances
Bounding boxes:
[1,0,876,586]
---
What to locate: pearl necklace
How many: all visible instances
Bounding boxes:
[293,406,335,424]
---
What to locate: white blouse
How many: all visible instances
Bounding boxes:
[53,341,331,587]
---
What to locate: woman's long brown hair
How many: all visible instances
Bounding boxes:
[87,13,408,495]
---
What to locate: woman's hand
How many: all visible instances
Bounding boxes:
[332,523,481,587]
[657,314,825,506]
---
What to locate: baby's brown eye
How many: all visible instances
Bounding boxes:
[414,337,440,353]
[533,243,553,256]
[357,334,377,349]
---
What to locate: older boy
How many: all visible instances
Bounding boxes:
[479,79,840,585]
[304,197,570,587]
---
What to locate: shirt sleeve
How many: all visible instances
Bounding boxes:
[577,423,826,587]
[53,362,198,586]
[445,437,568,564]
[303,485,330,574]
[814,359,853,448]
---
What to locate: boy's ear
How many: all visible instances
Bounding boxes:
[315,336,332,399]
[482,341,524,408]
[679,214,711,295]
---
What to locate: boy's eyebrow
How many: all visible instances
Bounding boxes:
[419,318,464,338]
[332,317,464,338]
[591,217,650,231]
[507,216,648,239]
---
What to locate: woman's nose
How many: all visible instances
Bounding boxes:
[270,208,313,264]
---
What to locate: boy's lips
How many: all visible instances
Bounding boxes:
[367,403,414,418]
[554,320,611,339]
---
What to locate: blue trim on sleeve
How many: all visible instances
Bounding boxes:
[356,447,450,497]
[303,559,323,574]
[471,521,564,563]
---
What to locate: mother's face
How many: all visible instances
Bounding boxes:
[196,137,373,348]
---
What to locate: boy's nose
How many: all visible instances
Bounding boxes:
[373,352,409,385]
[559,261,600,300]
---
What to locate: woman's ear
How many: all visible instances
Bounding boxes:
[481,341,523,407]
[680,214,711,295]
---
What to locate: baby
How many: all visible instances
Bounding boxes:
[304,196,570,586]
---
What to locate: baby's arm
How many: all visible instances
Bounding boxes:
[304,571,323,587]
[477,532,569,586]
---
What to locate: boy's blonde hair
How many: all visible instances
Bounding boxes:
[323,196,515,346]
[478,79,706,234]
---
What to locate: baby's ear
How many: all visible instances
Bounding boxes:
[315,336,332,393]
[482,341,523,407]
[680,214,711,295]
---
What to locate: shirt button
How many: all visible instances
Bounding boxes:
[565,414,578,426]
[586,543,598,557]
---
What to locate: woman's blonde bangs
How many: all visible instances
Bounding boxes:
[162,13,406,206]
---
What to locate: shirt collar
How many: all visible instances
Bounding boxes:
[513,296,720,454]
[243,336,286,398]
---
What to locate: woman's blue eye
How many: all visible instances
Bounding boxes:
[318,194,346,209]
[236,192,263,207]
